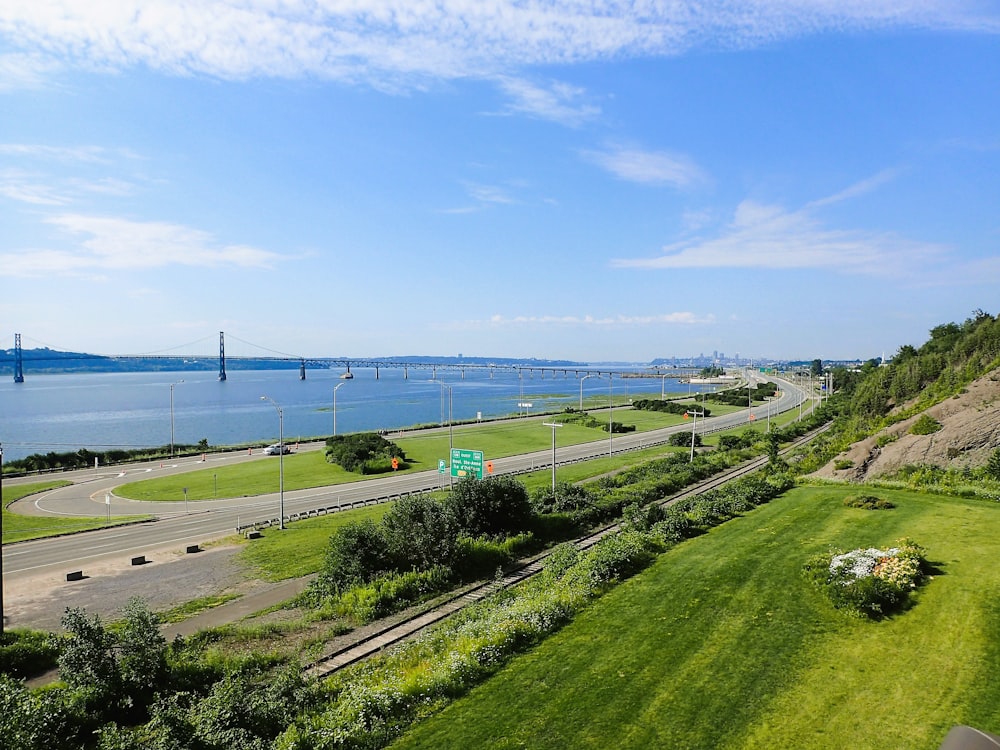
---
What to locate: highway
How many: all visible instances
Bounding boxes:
[3,376,816,581]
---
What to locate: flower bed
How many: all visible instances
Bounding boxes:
[804,538,927,619]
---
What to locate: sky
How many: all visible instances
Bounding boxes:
[1,2,999,364]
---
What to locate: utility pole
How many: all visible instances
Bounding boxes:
[542,422,563,491]
[686,409,705,462]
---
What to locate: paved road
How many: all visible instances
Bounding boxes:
[4,376,814,581]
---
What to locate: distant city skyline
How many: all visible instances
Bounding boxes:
[1,3,998,362]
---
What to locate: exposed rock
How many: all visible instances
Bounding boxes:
[813,367,1000,482]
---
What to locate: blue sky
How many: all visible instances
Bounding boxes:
[1,2,998,363]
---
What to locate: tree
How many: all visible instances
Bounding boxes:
[985,448,1000,481]
[443,474,533,538]
[59,607,120,698]
[381,494,455,570]
[810,359,823,376]
[315,519,391,595]
[117,597,168,708]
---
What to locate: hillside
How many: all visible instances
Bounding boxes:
[814,366,1000,481]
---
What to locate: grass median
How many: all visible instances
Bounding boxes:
[1,480,133,543]
[115,406,719,502]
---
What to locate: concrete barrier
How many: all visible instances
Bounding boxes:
[66,571,84,581]
[185,544,200,554]
[131,555,147,566]
[245,530,262,539]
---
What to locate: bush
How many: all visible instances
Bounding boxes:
[804,539,927,619]
[668,431,702,447]
[834,459,854,470]
[0,629,60,680]
[843,494,895,510]
[312,518,392,597]
[325,432,406,473]
[443,475,533,538]
[909,414,942,435]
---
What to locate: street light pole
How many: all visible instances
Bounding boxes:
[608,374,614,458]
[686,408,705,462]
[765,395,774,432]
[579,373,595,410]
[430,380,454,488]
[260,396,285,530]
[542,422,563,491]
[332,382,345,436]
[661,373,668,400]
[169,379,184,457]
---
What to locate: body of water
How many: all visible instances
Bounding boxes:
[0,367,709,463]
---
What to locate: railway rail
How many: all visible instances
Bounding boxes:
[303,424,827,680]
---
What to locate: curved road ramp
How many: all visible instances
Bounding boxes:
[939,726,1000,750]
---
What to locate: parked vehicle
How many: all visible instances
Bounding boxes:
[264,443,290,455]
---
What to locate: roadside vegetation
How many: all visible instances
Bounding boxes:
[6,310,1000,748]
[0,480,133,543]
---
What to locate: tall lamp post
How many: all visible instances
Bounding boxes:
[661,373,668,400]
[542,422,563,491]
[260,396,285,530]
[332,382,345,436]
[579,373,595,410]
[169,379,184,457]
[430,380,454,488]
[608,374,614,458]
[686,408,705,462]
[765,395,774,432]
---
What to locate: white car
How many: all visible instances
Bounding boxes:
[264,443,290,455]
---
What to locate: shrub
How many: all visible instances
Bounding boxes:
[325,432,406,473]
[843,494,895,510]
[805,538,927,619]
[312,519,392,597]
[909,414,942,435]
[443,475,533,538]
[668,431,702,447]
[0,629,60,680]
[833,459,853,470]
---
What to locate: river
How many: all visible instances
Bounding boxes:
[0,367,709,462]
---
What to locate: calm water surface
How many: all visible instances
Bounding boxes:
[0,368,703,462]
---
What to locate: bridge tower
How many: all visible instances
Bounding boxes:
[13,333,24,383]
[299,358,306,380]
[218,331,227,381]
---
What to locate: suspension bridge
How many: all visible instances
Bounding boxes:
[2,332,701,383]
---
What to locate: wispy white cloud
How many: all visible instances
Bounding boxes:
[0,214,285,277]
[1,2,995,91]
[806,168,900,208]
[494,76,600,125]
[613,196,947,276]
[464,181,515,205]
[0,169,71,205]
[0,143,115,162]
[582,144,707,188]
[481,312,713,327]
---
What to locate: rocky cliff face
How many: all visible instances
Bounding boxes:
[812,367,1000,482]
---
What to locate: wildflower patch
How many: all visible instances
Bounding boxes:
[804,538,928,619]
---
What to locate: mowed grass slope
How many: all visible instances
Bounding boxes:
[391,485,1000,750]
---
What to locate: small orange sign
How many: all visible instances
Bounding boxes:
[486,461,494,474]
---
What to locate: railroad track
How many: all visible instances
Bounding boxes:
[303,424,827,680]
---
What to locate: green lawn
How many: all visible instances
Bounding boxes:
[1,480,124,542]
[391,484,1000,750]
[114,405,721,502]
[238,503,392,580]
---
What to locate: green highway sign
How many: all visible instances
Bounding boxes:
[451,448,484,479]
